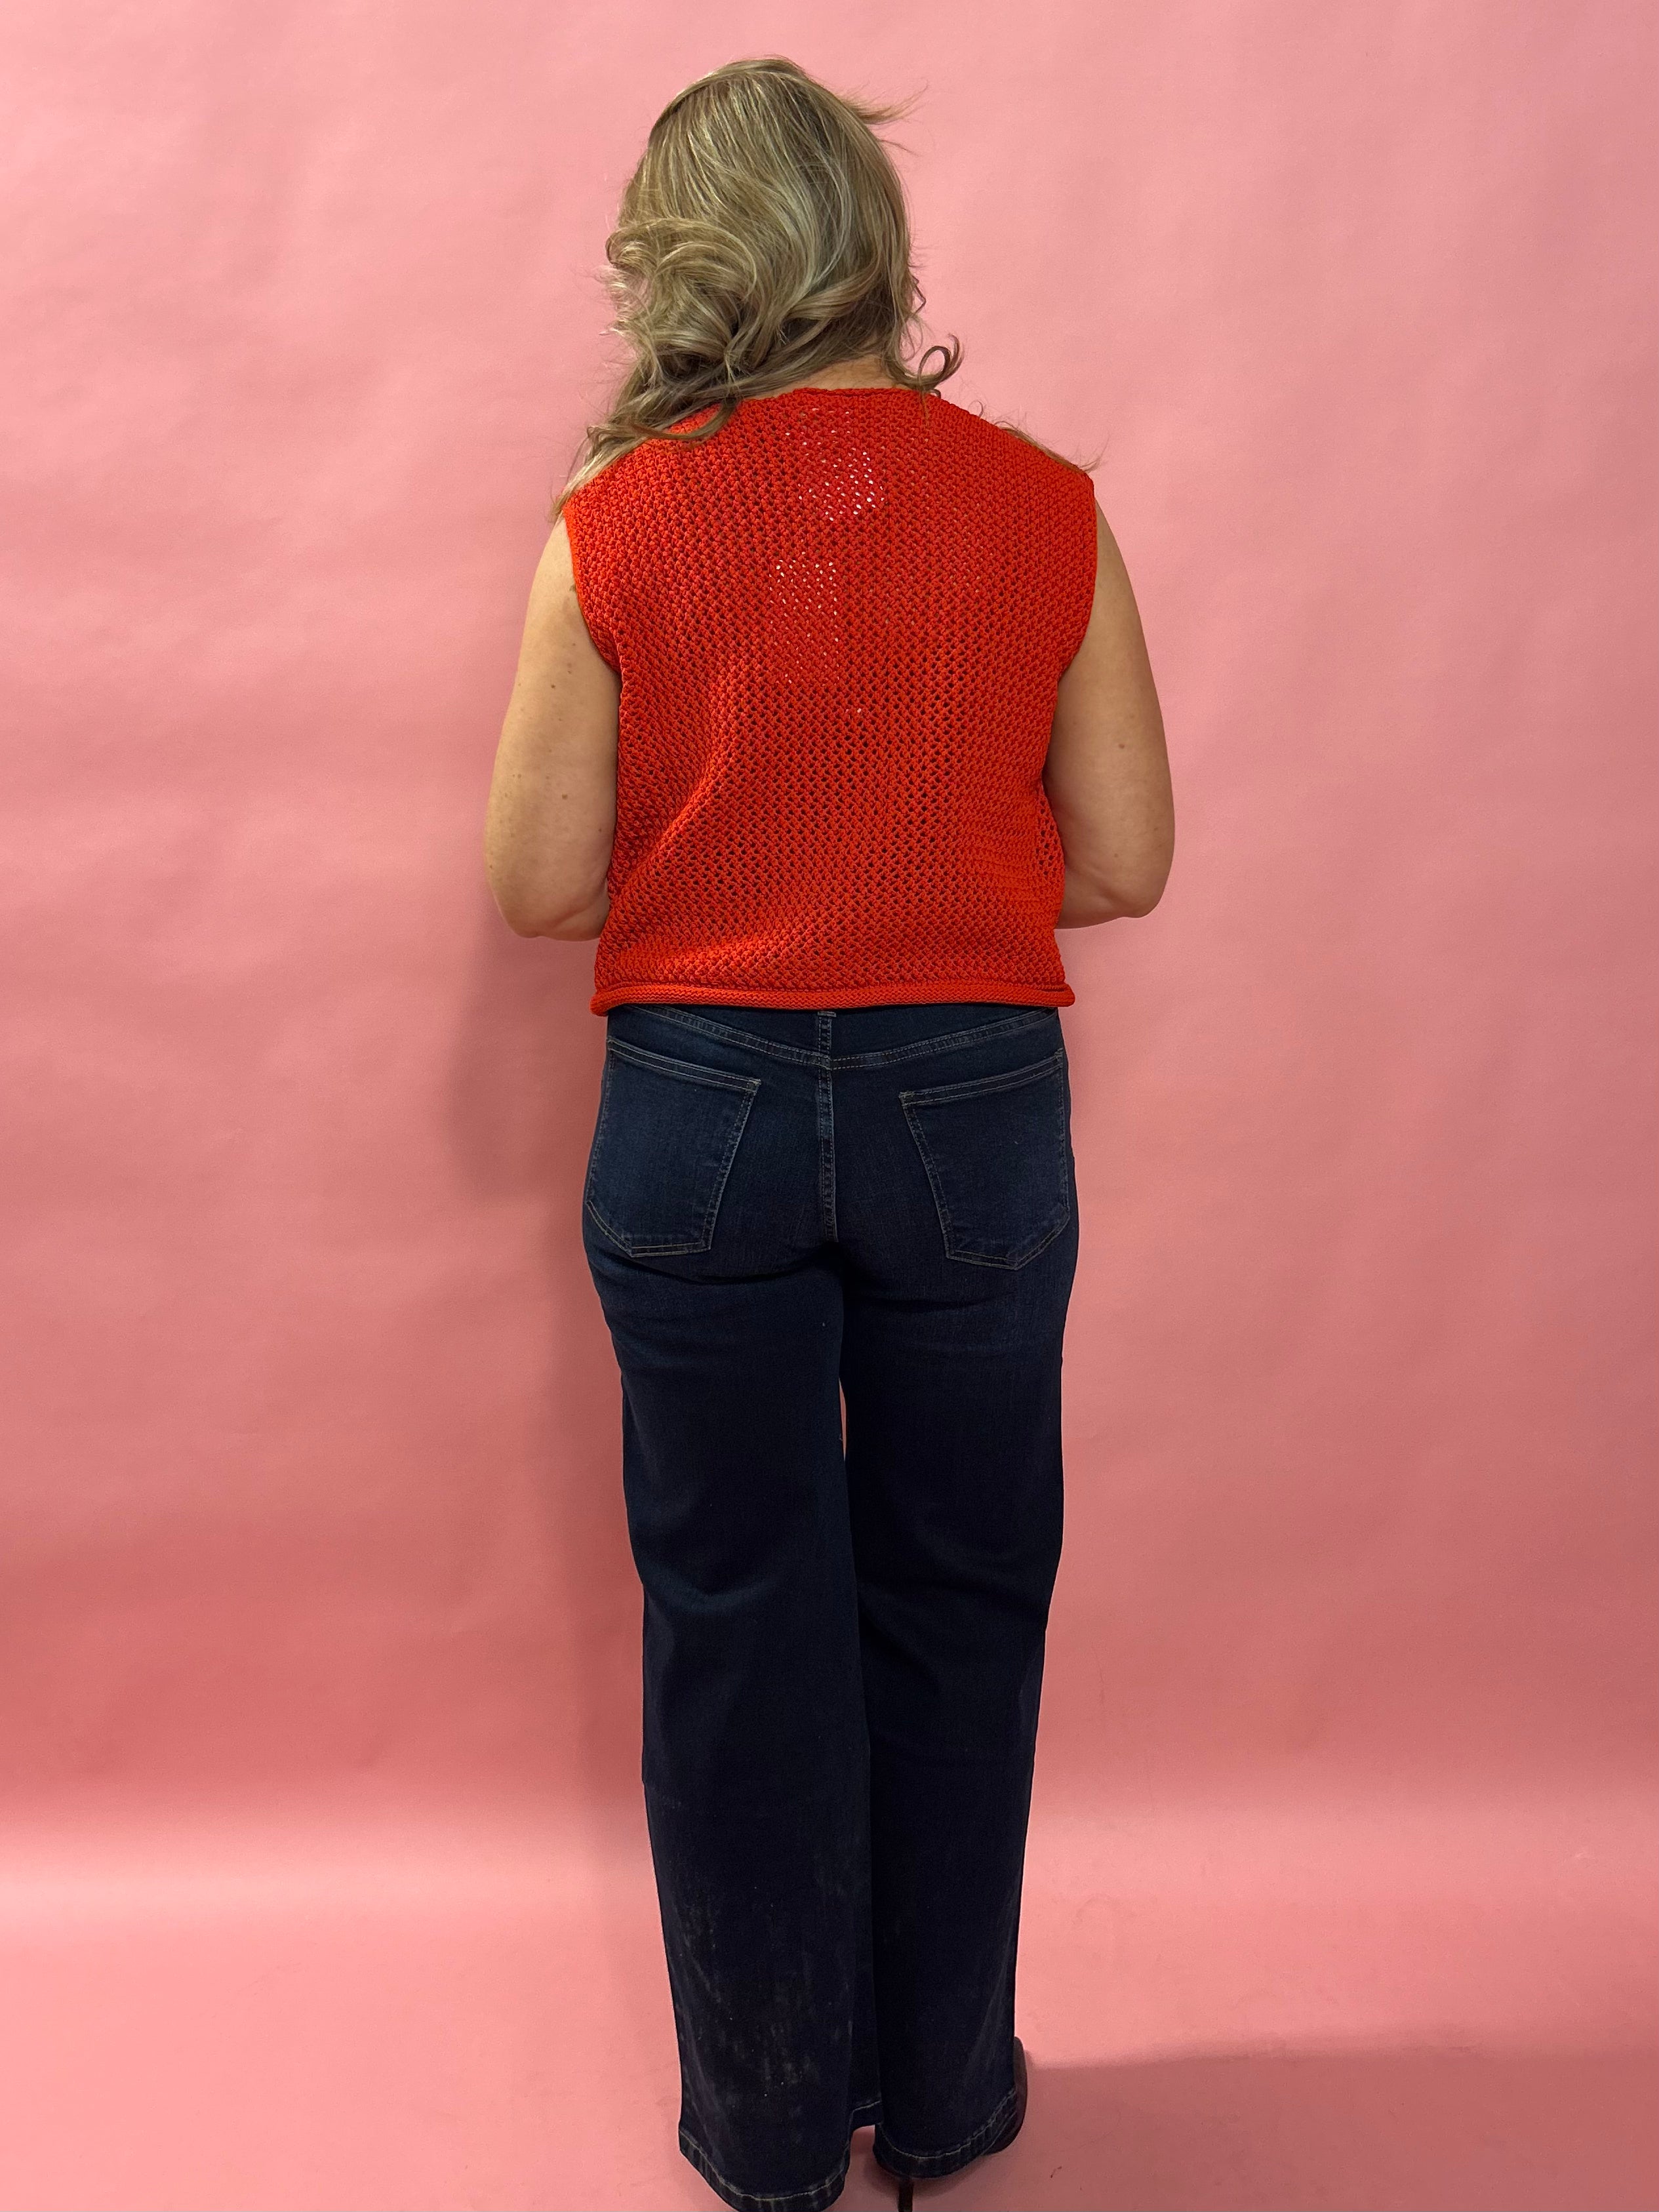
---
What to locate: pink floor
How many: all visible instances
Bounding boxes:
[1,1780,1653,2212]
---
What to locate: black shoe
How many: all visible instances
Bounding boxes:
[879,2038,1028,2207]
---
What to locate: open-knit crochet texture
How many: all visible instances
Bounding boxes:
[563,385,1098,1013]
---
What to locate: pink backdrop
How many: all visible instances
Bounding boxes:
[1,3,1654,2207]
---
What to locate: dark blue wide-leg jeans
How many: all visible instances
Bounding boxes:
[581,1000,1078,2212]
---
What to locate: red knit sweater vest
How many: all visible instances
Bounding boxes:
[562,386,1098,1014]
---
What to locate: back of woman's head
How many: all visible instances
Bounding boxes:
[559,58,959,505]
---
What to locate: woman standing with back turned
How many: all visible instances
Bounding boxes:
[486,56,1173,2212]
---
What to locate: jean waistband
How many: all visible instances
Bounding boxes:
[605,1001,1064,1072]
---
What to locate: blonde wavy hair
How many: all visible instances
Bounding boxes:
[554,57,1090,513]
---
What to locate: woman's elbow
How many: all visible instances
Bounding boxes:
[538,904,609,941]
[1058,862,1170,929]
[489,875,610,940]
[1117,865,1172,917]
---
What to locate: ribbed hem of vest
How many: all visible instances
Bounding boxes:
[590,979,1075,1013]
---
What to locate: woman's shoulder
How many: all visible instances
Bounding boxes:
[565,388,1094,533]
[933,392,1094,487]
[561,426,698,535]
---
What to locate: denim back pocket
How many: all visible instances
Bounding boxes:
[584,1038,760,1257]
[900,1043,1071,1268]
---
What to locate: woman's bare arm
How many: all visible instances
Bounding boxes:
[487,500,1169,941]
[1043,502,1174,926]
[484,519,619,939]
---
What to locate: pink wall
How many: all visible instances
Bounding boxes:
[1,0,1654,1819]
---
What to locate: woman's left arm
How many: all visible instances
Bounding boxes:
[485,519,620,939]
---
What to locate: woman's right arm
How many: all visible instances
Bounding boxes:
[1043,501,1174,925]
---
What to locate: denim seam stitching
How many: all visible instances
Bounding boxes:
[900,1051,1072,1269]
[633,1004,1058,1071]
[831,1007,1058,1068]
[679,2125,850,2211]
[941,1209,1069,1272]
[896,1041,1066,1108]
[902,1101,1071,1271]
[605,1034,763,1095]
[580,1056,617,1229]
[816,1012,837,1239]
[875,2077,1020,2171]
[819,1078,837,1240]
[699,1080,759,1251]
[584,1192,702,1258]
[584,1072,759,1257]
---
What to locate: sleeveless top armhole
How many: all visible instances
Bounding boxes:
[1058,471,1100,675]
[561,487,620,672]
